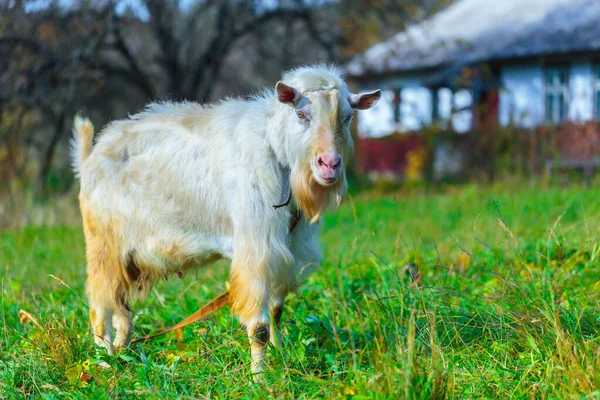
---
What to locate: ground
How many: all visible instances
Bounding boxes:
[1,183,599,398]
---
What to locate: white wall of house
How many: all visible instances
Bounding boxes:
[499,61,596,127]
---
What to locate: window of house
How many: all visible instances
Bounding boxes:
[452,89,473,133]
[400,87,431,131]
[545,66,569,124]
[594,64,600,119]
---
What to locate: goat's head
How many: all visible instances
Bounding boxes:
[275,71,380,222]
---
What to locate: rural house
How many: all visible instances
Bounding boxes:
[347,0,600,179]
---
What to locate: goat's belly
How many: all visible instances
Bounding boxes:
[133,232,234,273]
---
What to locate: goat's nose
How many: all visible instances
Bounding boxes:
[317,154,342,170]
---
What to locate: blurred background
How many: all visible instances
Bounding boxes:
[2,0,600,227]
[3,4,600,396]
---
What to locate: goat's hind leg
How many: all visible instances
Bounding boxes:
[88,302,114,355]
[87,269,133,354]
[85,242,131,354]
[86,259,114,353]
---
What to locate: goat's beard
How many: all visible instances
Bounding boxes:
[291,162,347,223]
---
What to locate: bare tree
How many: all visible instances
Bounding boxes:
[0,1,114,190]
[0,0,451,192]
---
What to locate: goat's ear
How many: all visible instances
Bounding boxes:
[349,89,381,110]
[276,81,299,105]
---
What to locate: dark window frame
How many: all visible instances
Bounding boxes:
[593,64,600,120]
[392,89,402,124]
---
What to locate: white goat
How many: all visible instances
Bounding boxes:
[72,65,380,376]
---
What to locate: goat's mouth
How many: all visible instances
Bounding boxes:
[313,172,339,187]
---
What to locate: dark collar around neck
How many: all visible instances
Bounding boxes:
[273,164,292,209]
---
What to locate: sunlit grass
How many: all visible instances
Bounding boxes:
[1,183,599,398]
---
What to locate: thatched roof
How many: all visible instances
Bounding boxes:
[347,0,600,78]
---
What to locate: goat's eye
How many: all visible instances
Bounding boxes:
[344,115,353,124]
[296,111,309,122]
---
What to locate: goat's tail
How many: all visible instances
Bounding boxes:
[70,114,95,178]
[131,291,230,343]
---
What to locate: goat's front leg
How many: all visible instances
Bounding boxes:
[248,319,270,377]
[229,263,271,379]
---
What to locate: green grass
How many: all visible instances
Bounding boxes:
[1,183,599,398]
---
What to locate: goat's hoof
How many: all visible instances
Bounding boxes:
[252,372,265,383]
[250,362,266,383]
[113,343,129,353]
[113,337,131,352]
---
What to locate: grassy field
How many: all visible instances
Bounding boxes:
[1,183,599,398]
